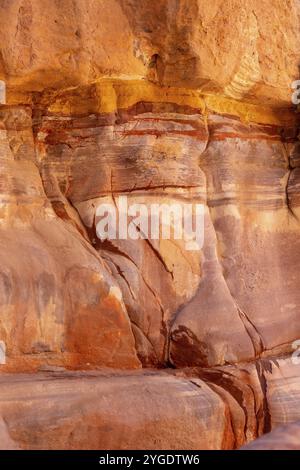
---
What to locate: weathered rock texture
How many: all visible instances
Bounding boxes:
[0,0,299,450]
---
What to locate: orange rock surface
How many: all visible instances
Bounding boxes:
[0,0,299,450]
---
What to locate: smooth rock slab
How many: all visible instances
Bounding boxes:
[242,422,300,450]
[0,371,232,450]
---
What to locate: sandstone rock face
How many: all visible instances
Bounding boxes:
[242,422,300,450]
[0,0,299,450]
[0,105,140,371]
[0,0,299,106]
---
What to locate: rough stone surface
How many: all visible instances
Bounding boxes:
[0,0,299,107]
[0,0,299,450]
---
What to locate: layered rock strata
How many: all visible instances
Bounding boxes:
[0,0,299,450]
[0,85,299,371]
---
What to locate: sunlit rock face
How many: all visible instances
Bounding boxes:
[0,0,300,450]
[33,99,300,370]
[0,105,140,371]
[0,0,299,106]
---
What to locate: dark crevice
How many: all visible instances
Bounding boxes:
[197,370,249,447]
[285,166,298,220]
[237,306,264,357]
[255,361,272,435]
[102,254,136,302]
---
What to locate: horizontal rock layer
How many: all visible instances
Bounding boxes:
[0,0,299,450]
[0,371,229,450]
[0,0,299,107]
[0,355,300,449]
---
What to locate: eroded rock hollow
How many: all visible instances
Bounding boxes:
[0,0,299,450]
